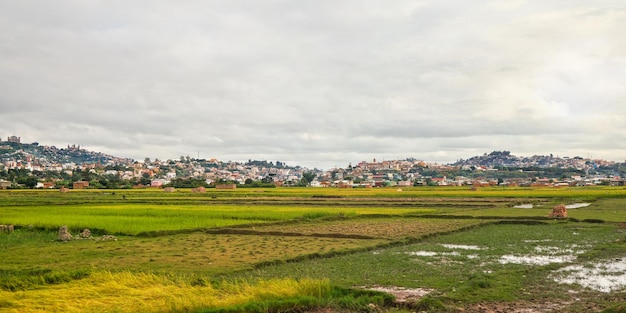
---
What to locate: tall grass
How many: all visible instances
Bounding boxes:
[0,271,333,313]
[0,229,57,249]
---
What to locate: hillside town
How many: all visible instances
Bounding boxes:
[1,137,625,189]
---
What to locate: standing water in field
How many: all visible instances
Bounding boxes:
[440,244,485,250]
[499,254,577,266]
[512,203,590,209]
[499,244,588,266]
[565,203,591,209]
[552,259,626,292]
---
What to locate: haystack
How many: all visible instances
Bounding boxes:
[548,204,568,218]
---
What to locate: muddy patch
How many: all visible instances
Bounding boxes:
[465,301,567,313]
[441,244,485,250]
[359,285,433,303]
[553,258,626,292]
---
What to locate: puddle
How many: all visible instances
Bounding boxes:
[499,243,586,265]
[514,203,590,209]
[441,244,485,250]
[534,245,587,255]
[553,259,626,292]
[499,254,577,266]
[407,251,437,257]
[565,203,591,209]
[360,286,433,303]
[407,251,462,257]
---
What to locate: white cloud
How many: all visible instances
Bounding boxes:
[0,1,625,169]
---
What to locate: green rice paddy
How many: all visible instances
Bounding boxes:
[0,186,624,312]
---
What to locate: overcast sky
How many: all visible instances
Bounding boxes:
[1,1,625,169]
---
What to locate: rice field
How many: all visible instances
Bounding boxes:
[0,271,332,313]
[0,187,624,312]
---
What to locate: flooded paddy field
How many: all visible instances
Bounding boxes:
[238,221,626,312]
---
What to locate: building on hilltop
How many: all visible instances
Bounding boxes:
[7,136,20,143]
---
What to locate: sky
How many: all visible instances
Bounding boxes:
[0,1,625,170]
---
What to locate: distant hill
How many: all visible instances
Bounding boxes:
[451,151,626,176]
[0,141,131,165]
[1,140,623,178]
[452,151,565,168]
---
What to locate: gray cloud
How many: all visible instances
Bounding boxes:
[1,1,625,169]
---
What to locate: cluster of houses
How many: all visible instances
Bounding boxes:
[141,158,313,187]
[1,140,625,189]
[314,158,624,188]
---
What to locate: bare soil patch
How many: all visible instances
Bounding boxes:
[461,300,567,313]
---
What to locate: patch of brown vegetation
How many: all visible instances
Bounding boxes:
[250,218,483,239]
[548,204,568,218]
[2,232,385,275]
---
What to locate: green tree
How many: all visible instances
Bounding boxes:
[23,176,38,188]
[302,171,317,183]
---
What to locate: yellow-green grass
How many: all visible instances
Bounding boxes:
[190,186,626,199]
[0,203,437,235]
[170,185,626,200]
[0,271,331,313]
[3,186,626,202]
[0,231,389,275]
[0,217,485,276]
[439,198,626,222]
[1,187,625,312]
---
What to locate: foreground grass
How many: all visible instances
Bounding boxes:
[1,188,624,312]
[0,271,340,313]
[229,222,626,311]
[0,230,389,276]
[0,216,482,277]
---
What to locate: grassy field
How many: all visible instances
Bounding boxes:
[0,187,625,312]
